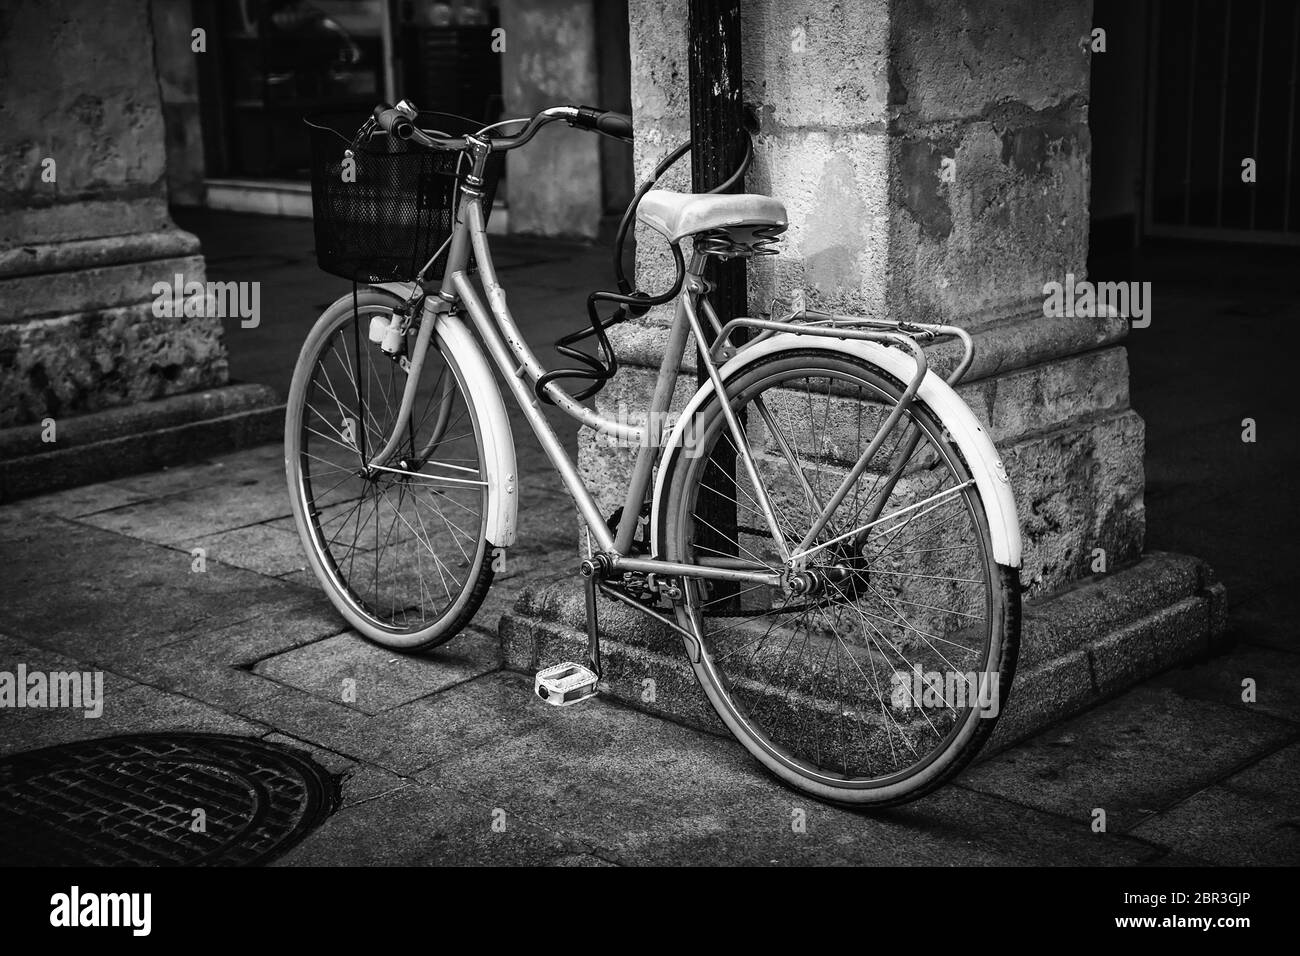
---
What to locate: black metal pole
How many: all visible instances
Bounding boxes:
[688,0,745,607]
[688,0,747,355]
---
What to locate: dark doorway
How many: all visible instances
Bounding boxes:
[1089,0,1300,652]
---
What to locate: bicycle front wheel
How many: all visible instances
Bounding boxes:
[660,348,1019,806]
[285,290,495,650]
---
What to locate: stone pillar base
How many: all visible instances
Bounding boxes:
[0,384,283,503]
[498,552,1228,753]
[0,229,226,427]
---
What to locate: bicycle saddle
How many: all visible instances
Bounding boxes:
[637,189,788,243]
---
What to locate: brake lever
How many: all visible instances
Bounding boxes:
[350,116,380,153]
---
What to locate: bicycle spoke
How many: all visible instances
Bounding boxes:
[294,306,489,640]
[675,359,999,788]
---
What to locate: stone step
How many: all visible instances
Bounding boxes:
[498,551,1229,756]
[0,384,283,503]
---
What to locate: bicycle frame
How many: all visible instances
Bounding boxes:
[365,166,983,592]
[292,105,1026,800]
[449,197,754,576]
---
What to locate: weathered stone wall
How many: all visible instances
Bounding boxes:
[742,0,893,315]
[887,0,1092,322]
[0,0,172,246]
[583,0,1144,598]
[499,0,604,238]
[0,0,225,428]
[881,0,1144,592]
[150,0,208,207]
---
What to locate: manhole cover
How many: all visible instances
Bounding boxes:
[0,733,339,866]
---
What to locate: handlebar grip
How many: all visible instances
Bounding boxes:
[573,106,632,140]
[373,103,415,140]
[597,111,633,139]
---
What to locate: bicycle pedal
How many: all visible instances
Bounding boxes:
[534,662,599,706]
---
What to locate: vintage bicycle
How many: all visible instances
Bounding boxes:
[287,99,1022,806]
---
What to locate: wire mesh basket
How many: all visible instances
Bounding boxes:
[305,112,503,284]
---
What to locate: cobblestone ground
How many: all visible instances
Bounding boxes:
[0,217,1295,865]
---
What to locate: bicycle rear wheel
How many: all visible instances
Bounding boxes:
[660,348,1019,806]
[285,290,495,650]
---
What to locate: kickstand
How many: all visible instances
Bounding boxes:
[583,567,603,678]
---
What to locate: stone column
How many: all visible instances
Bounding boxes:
[151,0,208,207]
[0,0,277,500]
[498,0,604,239]
[502,0,1226,743]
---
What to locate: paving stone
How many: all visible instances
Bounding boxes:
[0,519,323,660]
[182,522,310,578]
[1217,741,1300,812]
[236,684,375,762]
[258,731,412,810]
[417,681,1154,865]
[272,778,588,866]
[277,569,322,591]
[8,479,150,518]
[331,765,418,810]
[195,597,349,664]
[253,628,501,715]
[0,630,107,671]
[1128,785,1300,866]
[1150,645,1300,725]
[80,472,293,546]
[960,686,1296,834]
[901,783,1163,866]
[334,672,556,774]
[99,644,284,714]
[0,630,139,744]
[97,682,267,735]
[1228,583,1300,654]
[0,507,74,544]
[0,680,265,758]
[97,594,345,678]
[259,730,357,776]
[110,443,286,497]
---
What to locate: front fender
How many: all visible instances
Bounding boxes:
[373,283,518,547]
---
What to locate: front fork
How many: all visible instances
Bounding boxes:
[363,291,453,472]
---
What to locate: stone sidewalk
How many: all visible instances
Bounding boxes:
[2,218,1297,865]
[1,440,1296,866]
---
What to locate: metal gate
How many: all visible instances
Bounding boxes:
[1144,0,1300,243]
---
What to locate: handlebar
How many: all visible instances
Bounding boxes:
[372,104,414,140]
[371,100,633,152]
[570,106,633,139]
[361,97,752,407]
